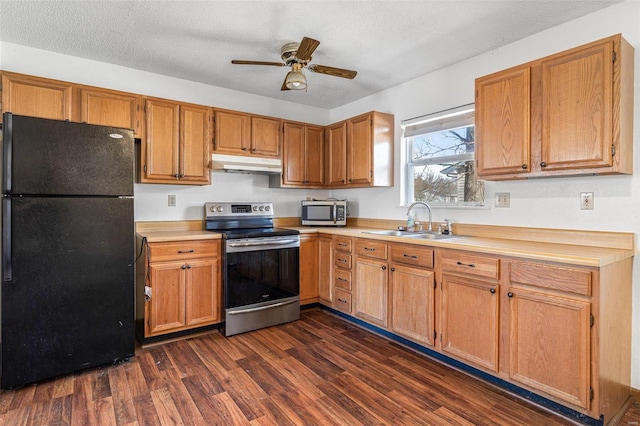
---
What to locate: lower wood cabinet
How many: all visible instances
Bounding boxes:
[299,234,319,305]
[318,235,333,305]
[354,239,388,327]
[136,239,222,339]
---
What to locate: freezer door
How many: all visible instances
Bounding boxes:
[3,113,134,196]
[1,197,134,389]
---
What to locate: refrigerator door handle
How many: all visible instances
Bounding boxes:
[2,197,11,281]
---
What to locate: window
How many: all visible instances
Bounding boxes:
[402,104,484,206]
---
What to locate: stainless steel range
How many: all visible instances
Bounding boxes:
[205,202,300,336]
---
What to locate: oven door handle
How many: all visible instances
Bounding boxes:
[227,239,298,248]
[227,299,298,315]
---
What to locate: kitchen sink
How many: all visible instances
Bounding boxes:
[363,230,457,240]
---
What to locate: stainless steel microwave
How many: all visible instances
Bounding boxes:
[301,200,347,226]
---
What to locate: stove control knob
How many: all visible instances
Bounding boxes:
[216,206,223,213]
[209,206,215,212]
[253,206,258,211]
[259,206,264,211]
[265,205,271,212]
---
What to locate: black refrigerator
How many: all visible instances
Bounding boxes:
[1,113,135,389]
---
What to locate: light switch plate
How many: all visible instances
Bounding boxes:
[495,192,510,208]
[580,192,594,210]
[168,194,176,207]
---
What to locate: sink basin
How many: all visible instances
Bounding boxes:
[363,230,458,240]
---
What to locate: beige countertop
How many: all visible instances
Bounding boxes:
[136,220,634,267]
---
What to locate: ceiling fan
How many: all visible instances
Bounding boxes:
[231,36,357,91]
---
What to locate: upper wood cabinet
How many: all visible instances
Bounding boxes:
[213,109,281,158]
[326,111,394,188]
[476,34,634,180]
[279,121,324,187]
[80,88,144,138]
[1,72,74,121]
[141,98,211,185]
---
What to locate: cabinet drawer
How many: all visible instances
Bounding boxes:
[390,244,434,269]
[334,289,352,314]
[149,240,219,262]
[334,252,352,269]
[440,251,499,280]
[355,239,388,260]
[334,268,352,290]
[510,262,591,296]
[334,237,352,252]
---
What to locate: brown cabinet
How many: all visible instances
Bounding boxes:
[331,236,353,313]
[213,109,281,158]
[476,34,634,180]
[318,235,334,306]
[299,234,319,305]
[1,71,74,121]
[80,87,144,138]
[389,244,435,347]
[326,111,394,188]
[279,121,324,187]
[439,250,500,372]
[138,239,222,338]
[506,261,592,410]
[141,98,211,185]
[354,238,388,327]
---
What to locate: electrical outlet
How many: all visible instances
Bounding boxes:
[580,192,594,210]
[495,192,510,208]
[168,194,176,207]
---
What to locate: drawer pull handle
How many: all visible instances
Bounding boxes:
[489,288,496,294]
[337,277,348,282]
[178,249,195,254]
[403,254,418,259]
[338,243,347,247]
[364,247,376,251]
[456,261,475,268]
[338,258,347,263]
[338,298,348,304]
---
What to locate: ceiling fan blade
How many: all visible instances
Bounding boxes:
[281,75,291,91]
[295,37,320,62]
[231,60,284,67]
[308,64,357,79]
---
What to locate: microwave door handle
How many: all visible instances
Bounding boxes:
[333,203,337,224]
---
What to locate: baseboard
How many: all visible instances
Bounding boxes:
[632,387,640,401]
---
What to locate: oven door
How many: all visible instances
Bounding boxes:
[224,235,300,336]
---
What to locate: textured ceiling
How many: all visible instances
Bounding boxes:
[0,0,623,109]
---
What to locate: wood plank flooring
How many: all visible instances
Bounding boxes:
[0,308,638,425]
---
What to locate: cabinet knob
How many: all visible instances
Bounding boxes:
[181,264,187,270]
[489,288,496,294]
[390,267,395,272]
[342,179,346,184]
[521,164,528,170]
[251,148,257,152]
[540,161,547,168]
[381,265,387,270]
[508,292,514,298]
[242,147,248,151]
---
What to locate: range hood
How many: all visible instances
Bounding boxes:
[210,153,282,174]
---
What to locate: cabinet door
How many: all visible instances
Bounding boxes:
[390,264,435,346]
[304,125,325,186]
[282,122,306,185]
[299,235,319,304]
[179,104,211,184]
[318,236,333,305]
[475,67,531,177]
[147,262,186,335]
[326,122,348,187]
[540,40,613,171]
[354,257,388,327]
[508,288,591,409]
[143,99,180,182]
[185,258,220,327]
[214,110,250,154]
[348,113,373,186]
[441,273,499,371]
[251,116,281,157]
[81,88,143,138]
[1,72,73,121]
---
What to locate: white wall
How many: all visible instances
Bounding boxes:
[1,0,639,388]
[330,0,640,389]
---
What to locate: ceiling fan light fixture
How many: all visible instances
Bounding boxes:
[285,63,307,90]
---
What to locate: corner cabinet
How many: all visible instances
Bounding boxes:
[141,98,211,185]
[326,111,394,188]
[278,121,324,187]
[476,33,634,180]
[136,239,222,340]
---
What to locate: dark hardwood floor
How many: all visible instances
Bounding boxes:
[0,309,638,425]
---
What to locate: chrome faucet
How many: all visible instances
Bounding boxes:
[406,201,433,232]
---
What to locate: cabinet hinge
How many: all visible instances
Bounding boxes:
[434,279,437,289]
[612,50,617,63]
[143,165,147,173]
[370,170,373,177]
[590,313,594,328]
[590,387,594,400]
[434,330,437,341]
[611,144,616,157]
